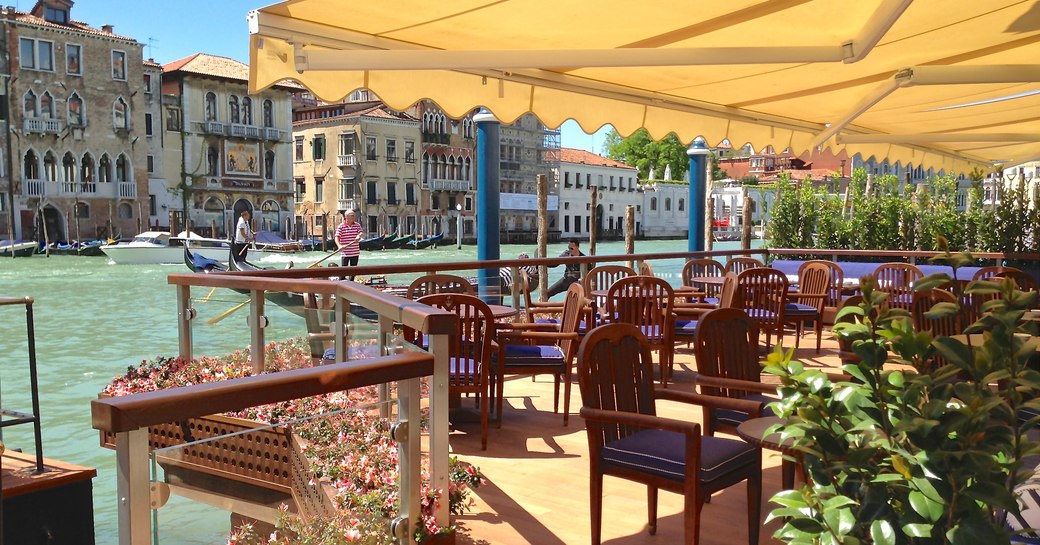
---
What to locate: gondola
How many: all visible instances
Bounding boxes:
[382,233,414,250]
[359,233,389,251]
[183,247,228,273]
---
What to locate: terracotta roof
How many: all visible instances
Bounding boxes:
[12,10,138,43]
[143,58,162,69]
[164,53,304,89]
[559,148,634,170]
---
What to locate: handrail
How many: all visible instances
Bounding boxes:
[91,352,433,433]
[202,248,769,280]
[0,296,33,306]
[167,274,458,335]
[769,248,1040,261]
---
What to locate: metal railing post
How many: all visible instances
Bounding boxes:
[378,314,395,419]
[249,289,266,373]
[115,428,150,545]
[427,333,451,527]
[176,285,193,360]
[393,376,422,544]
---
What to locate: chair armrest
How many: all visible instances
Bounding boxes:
[499,331,580,343]
[689,373,777,395]
[497,322,561,332]
[789,292,827,299]
[673,305,712,318]
[654,388,765,416]
[579,406,699,436]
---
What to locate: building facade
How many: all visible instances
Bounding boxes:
[4,0,150,242]
[640,180,690,238]
[556,148,640,241]
[161,53,295,237]
[410,100,477,242]
[292,101,421,239]
[499,113,560,241]
[142,58,165,229]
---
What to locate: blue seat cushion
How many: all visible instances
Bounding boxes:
[673,319,699,339]
[713,393,777,429]
[746,308,780,321]
[534,317,560,324]
[498,344,564,367]
[602,428,758,484]
[784,302,818,317]
[450,357,483,378]
[575,319,592,334]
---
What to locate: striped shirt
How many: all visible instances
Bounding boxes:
[335,221,363,257]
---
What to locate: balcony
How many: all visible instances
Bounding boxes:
[23,178,45,196]
[263,127,284,140]
[118,182,137,199]
[338,199,357,211]
[429,178,472,192]
[421,131,450,145]
[228,124,262,139]
[337,154,357,167]
[197,121,225,135]
[24,117,62,134]
[61,181,97,195]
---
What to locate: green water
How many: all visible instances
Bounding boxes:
[0,238,758,544]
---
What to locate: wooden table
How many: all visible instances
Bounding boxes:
[488,304,519,320]
[736,415,801,489]
[590,285,703,299]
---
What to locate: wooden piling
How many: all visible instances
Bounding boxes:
[624,205,635,269]
[741,189,752,250]
[537,174,549,301]
[705,196,714,251]
[589,186,598,255]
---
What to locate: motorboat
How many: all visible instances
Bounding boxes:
[101,231,230,265]
[0,240,39,257]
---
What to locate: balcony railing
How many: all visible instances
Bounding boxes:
[23,178,45,196]
[337,154,357,167]
[263,127,284,140]
[228,124,262,139]
[429,178,472,192]
[24,117,63,134]
[338,198,356,211]
[61,181,97,194]
[118,182,137,198]
[196,121,225,135]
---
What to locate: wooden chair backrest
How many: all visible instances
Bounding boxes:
[994,270,1038,292]
[520,269,536,308]
[911,288,961,337]
[796,261,832,311]
[719,271,739,308]
[605,275,674,333]
[682,258,725,297]
[725,256,764,275]
[802,259,844,308]
[577,323,657,445]
[694,308,761,399]
[873,263,922,311]
[734,267,790,322]
[558,283,586,361]
[406,273,475,299]
[416,293,493,389]
[582,265,636,293]
[972,265,1021,282]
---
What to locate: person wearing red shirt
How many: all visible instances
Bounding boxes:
[335,210,363,280]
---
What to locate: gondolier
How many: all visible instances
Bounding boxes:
[336,210,364,280]
[233,210,255,260]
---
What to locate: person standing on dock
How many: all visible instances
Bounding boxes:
[233,210,255,261]
[548,240,585,298]
[336,209,364,280]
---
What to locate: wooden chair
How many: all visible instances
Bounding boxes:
[582,265,635,327]
[691,308,776,436]
[577,323,762,545]
[873,263,922,312]
[415,293,495,449]
[495,283,584,426]
[994,270,1038,292]
[406,273,475,299]
[813,260,846,330]
[681,258,725,299]
[786,261,831,352]
[605,275,675,386]
[973,265,1023,282]
[911,289,963,373]
[519,270,563,323]
[734,268,789,348]
[724,256,763,275]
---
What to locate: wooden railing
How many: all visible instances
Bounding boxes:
[95,274,459,545]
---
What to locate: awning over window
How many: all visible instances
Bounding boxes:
[249,0,1040,173]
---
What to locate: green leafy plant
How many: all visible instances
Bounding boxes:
[763,248,1040,544]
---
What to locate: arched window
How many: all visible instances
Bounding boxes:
[207,145,219,176]
[23,149,39,179]
[67,92,84,126]
[262,99,273,127]
[664,198,671,211]
[203,197,224,212]
[464,157,472,181]
[23,90,37,118]
[117,203,133,219]
[98,154,112,183]
[650,197,657,211]
[80,153,95,184]
[422,153,430,182]
[43,151,57,181]
[205,92,217,121]
[62,152,76,183]
[440,154,448,178]
[228,95,240,124]
[242,97,253,125]
[678,198,685,212]
[264,150,275,179]
[116,154,129,182]
[40,92,54,118]
[112,97,128,129]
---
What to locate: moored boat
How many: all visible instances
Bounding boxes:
[359,233,389,251]
[101,231,230,265]
[382,233,414,250]
[0,240,39,257]
[183,247,228,273]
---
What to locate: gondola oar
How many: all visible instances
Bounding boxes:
[307,248,341,269]
[207,300,250,325]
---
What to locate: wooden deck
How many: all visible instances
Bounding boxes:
[447,331,844,545]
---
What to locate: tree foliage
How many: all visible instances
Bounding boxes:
[603,128,690,180]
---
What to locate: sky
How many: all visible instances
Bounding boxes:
[58,0,612,153]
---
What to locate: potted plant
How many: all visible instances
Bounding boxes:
[763,248,1040,544]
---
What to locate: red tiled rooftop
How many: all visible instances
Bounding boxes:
[560,148,634,170]
[13,9,138,43]
[164,53,304,90]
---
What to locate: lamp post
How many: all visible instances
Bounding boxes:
[456,203,462,249]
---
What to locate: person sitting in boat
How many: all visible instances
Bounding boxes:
[548,240,584,298]
[233,210,255,260]
[499,252,539,296]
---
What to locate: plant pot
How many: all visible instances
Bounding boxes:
[288,434,339,520]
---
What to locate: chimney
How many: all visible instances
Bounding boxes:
[101,24,113,33]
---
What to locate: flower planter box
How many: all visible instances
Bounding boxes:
[288,434,339,521]
[98,399,293,492]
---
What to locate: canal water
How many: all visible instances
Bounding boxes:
[0,238,758,544]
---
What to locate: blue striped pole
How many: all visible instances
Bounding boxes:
[474,110,501,302]
[687,137,710,252]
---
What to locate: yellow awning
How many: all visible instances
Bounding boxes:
[248,0,1040,173]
